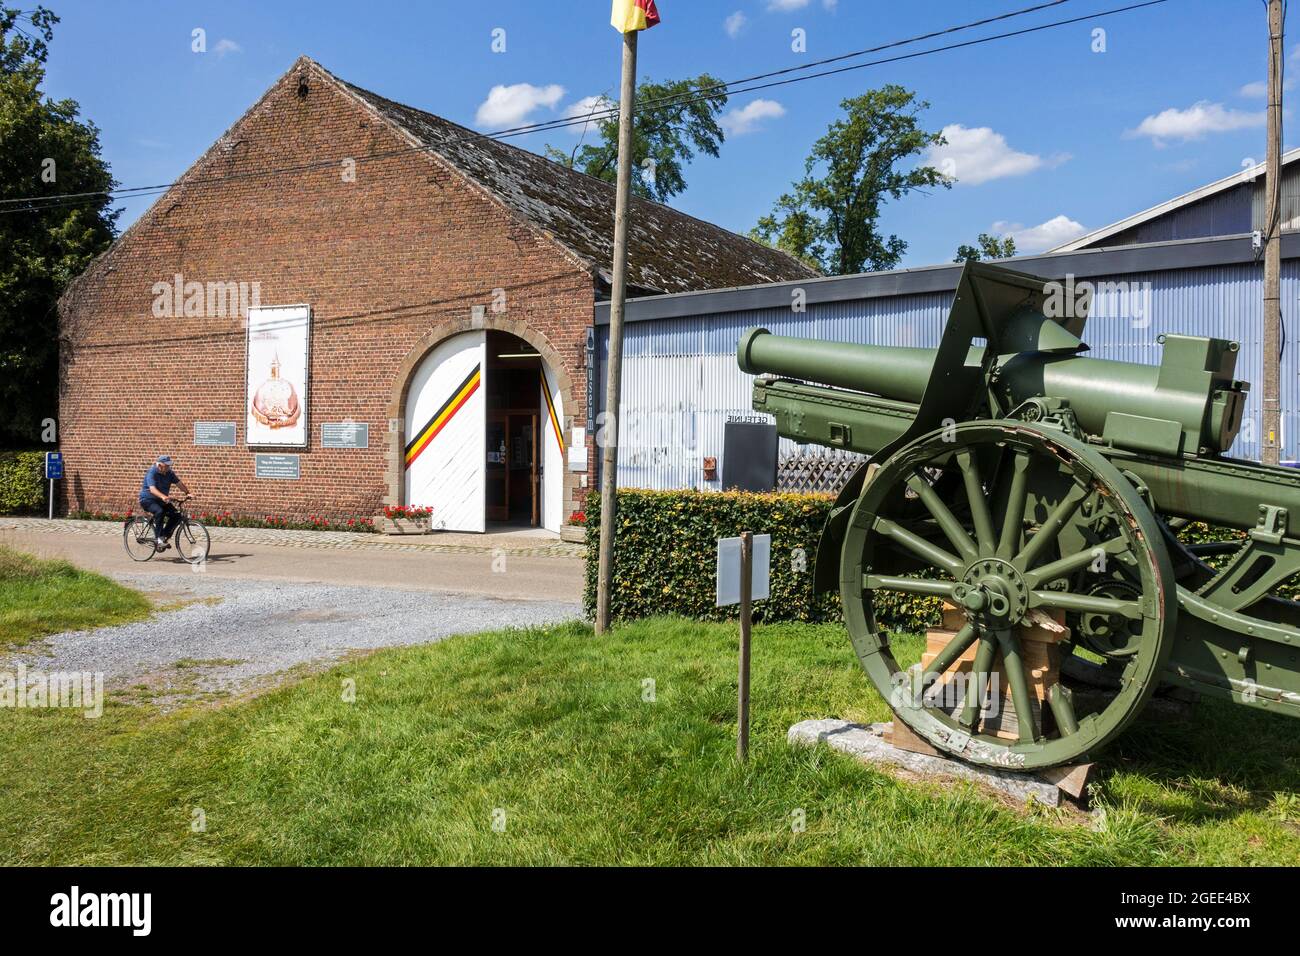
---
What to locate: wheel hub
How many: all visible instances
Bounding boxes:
[953,558,1029,627]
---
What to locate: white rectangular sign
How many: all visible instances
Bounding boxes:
[246,305,310,447]
[716,534,771,607]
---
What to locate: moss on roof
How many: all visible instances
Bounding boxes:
[327,62,819,295]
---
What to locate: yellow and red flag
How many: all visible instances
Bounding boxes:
[611,0,661,33]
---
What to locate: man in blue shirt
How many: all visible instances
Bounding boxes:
[138,455,192,552]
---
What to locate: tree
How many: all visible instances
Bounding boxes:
[955,233,1016,263]
[750,85,948,276]
[544,74,726,204]
[0,6,117,446]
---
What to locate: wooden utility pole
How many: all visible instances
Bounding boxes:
[1263,0,1284,464]
[595,29,638,633]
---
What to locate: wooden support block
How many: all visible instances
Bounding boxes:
[918,619,1069,742]
[940,601,965,633]
[1038,762,1093,800]
[885,716,942,757]
[1020,609,1069,644]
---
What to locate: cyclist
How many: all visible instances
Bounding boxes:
[138,455,192,552]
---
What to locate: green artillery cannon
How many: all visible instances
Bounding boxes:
[739,260,1300,769]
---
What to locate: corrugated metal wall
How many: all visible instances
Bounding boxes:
[602,260,1300,490]
[1105,183,1253,246]
[1250,163,1300,231]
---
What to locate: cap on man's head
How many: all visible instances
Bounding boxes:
[156,455,172,465]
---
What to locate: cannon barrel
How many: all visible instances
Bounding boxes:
[737,326,935,404]
[738,327,1246,456]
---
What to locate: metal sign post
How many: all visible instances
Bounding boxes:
[44,452,63,520]
[717,532,770,761]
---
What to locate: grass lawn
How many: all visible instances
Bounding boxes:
[1,612,1297,865]
[0,545,153,649]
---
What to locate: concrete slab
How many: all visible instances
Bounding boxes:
[788,718,1073,807]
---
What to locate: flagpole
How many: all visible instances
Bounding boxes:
[595,27,638,634]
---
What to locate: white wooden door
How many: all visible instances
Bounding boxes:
[540,365,565,533]
[404,332,486,532]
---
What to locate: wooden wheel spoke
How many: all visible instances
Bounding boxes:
[959,633,997,731]
[1016,483,1089,572]
[1030,589,1143,620]
[904,469,978,564]
[1048,684,1079,736]
[956,449,996,557]
[873,516,964,577]
[996,449,1031,559]
[1022,533,1131,589]
[923,623,977,684]
[864,574,957,599]
[994,629,1038,744]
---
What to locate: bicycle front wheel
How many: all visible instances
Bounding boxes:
[174,519,211,564]
[123,517,157,562]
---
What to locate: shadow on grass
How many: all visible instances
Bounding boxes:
[1092,698,1300,826]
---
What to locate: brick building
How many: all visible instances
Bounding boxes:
[58,57,815,532]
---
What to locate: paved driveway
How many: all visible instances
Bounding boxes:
[0,518,585,703]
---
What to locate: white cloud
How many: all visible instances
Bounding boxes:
[991,216,1088,254]
[1239,77,1296,97]
[720,99,786,136]
[926,124,1067,186]
[561,95,610,137]
[213,38,241,57]
[724,11,747,37]
[475,83,565,128]
[1126,101,1265,144]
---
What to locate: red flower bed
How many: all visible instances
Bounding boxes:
[382,505,433,520]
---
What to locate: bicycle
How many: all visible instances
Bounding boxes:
[123,496,211,564]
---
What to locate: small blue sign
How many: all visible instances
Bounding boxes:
[45,452,63,480]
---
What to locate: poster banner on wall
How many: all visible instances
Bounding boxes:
[246,305,310,447]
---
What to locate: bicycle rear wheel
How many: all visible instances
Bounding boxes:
[123,516,157,562]
[174,518,211,564]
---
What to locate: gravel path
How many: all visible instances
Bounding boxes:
[5,571,582,703]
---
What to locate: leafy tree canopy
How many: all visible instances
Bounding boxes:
[955,232,1016,263]
[1,6,118,445]
[750,85,948,276]
[545,74,726,204]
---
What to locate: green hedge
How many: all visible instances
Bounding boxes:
[582,488,945,631]
[581,491,1300,629]
[583,488,836,624]
[0,451,45,515]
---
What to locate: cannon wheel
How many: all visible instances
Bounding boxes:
[839,421,1176,770]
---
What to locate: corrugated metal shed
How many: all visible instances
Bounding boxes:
[597,232,1300,490]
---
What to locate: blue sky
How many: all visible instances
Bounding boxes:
[35,0,1292,267]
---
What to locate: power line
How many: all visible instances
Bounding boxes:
[1,0,1169,216]
[0,0,1080,213]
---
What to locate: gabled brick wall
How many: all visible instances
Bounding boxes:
[58,61,595,522]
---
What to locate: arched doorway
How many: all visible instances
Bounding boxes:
[400,329,566,533]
